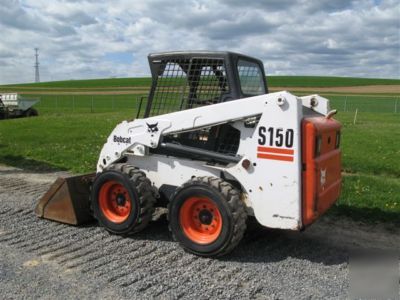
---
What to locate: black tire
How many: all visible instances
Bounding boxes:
[25,108,38,117]
[168,176,247,257]
[91,163,156,235]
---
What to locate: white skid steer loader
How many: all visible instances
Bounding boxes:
[35,51,342,257]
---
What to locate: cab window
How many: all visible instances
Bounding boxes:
[237,59,266,95]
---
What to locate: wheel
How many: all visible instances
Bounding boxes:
[168,176,247,257]
[91,164,156,235]
[25,108,38,117]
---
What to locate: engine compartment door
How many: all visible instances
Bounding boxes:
[302,116,342,226]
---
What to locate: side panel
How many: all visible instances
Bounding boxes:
[127,154,221,188]
[302,117,342,226]
[226,93,303,229]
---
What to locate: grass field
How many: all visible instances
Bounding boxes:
[0,77,152,89]
[0,76,399,225]
[330,113,399,225]
[267,76,400,87]
[26,94,148,114]
[21,93,398,115]
[1,76,399,90]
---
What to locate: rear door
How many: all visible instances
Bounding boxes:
[302,116,342,226]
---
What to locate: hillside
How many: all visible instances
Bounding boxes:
[1,76,399,90]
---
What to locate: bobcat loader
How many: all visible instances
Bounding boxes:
[35,51,342,257]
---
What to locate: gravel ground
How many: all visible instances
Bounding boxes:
[0,165,399,299]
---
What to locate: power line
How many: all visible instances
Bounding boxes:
[34,48,40,83]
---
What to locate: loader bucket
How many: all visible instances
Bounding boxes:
[35,173,96,225]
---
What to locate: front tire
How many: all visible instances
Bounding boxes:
[91,164,155,235]
[168,177,247,257]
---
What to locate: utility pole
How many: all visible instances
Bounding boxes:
[34,48,40,82]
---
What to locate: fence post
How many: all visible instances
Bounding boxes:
[91,96,94,113]
[353,108,358,125]
[395,98,398,114]
[344,96,347,112]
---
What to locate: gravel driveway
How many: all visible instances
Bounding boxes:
[0,165,399,299]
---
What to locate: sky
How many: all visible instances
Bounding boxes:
[0,0,399,84]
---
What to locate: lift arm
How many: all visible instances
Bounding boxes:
[97,91,330,172]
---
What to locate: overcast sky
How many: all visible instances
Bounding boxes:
[0,0,399,84]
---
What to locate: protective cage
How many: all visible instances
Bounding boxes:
[142,51,268,160]
[142,51,268,118]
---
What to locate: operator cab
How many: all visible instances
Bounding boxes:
[138,51,268,166]
[140,51,268,118]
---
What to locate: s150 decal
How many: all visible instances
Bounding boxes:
[257,127,294,162]
[258,126,294,148]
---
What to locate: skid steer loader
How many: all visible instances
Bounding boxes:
[35,51,342,257]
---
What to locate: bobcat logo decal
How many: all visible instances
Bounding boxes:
[146,122,159,133]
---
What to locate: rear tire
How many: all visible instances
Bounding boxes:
[91,164,156,235]
[25,108,38,117]
[168,176,247,257]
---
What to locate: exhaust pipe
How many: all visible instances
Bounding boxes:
[35,173,95,225]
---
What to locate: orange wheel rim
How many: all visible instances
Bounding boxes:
[99,180,132,223]
[179,196,222,245]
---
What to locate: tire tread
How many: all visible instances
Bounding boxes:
[92,163,156,234]
[168,176,247,256]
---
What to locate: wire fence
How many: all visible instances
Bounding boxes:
[328,95,399,113]
[30,93,399,115]
[30,94,148,114]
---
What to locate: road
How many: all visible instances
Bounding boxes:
[0,165,399,299]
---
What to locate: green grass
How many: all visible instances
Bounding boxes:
[329,95,399,113]
[20,93,399,115]
[0,109,399,225]
[337,112,400,177]
[328,112,400,224]
[330,174,399,225]
[29,94,148,114]
[267,76,400,87]
[0,77,152,88]
[0,112,134,172]
[1,76,399,90]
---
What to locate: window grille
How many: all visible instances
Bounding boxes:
[148,58,228,117]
